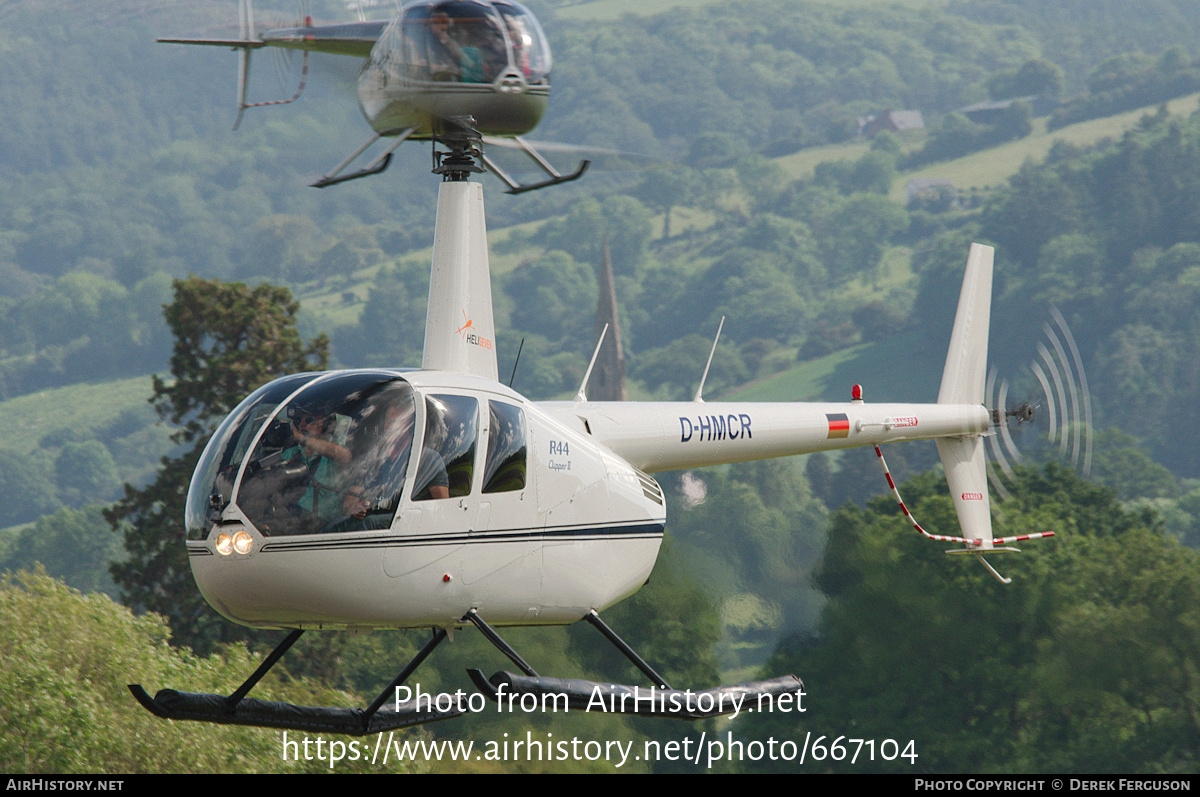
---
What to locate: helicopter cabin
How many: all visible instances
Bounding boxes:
[187,370,528,542]
[357,0,552,137]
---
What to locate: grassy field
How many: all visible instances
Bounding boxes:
[774,93,1200,197]
[0,376,159,457]
[893,92,1200,199]
[723,329,944,403]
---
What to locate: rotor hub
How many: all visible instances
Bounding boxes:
[432,117,486,181]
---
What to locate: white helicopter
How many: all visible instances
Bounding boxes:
[132,2,1053,737]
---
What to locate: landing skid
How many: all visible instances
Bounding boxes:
[479,136,589,194]
[311,128,415,188]
[467,610,804,720]
[129,610,803,734]
[128,627,462,736]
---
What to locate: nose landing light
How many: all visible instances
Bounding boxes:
[215,530,255,556]
[495,71,527,94]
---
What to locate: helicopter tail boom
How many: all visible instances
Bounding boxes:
[548,243,1052,581]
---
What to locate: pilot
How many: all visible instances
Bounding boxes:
[425,9,484,82]
[281,408,352,527]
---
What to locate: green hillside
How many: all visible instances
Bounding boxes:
[725,330,943,403]
[7,0,1200,772]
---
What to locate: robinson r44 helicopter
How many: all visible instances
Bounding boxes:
[161,0,587,190]
[131,0,1053,737]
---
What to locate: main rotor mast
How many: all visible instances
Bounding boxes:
[432,117,487,182]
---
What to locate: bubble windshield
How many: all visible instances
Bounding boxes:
[185,373,321,540]
[388,0,550,84]
[188,372,428,538]
[186,373,532,541]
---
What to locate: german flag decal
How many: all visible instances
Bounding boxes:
[826,413,850,439]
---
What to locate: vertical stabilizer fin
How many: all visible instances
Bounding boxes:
[233,0,255,130]
[937,435,993,549]
[938,243,993,406]
[422,181,498,380]
[936,243,995,550]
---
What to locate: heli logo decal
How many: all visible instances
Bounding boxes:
[826,413,850,439]
[961,492,984,501]
[456,311,493,351]
[892,416,918,428]
[680,414,752,443]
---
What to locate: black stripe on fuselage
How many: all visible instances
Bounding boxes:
[188,521,665,556]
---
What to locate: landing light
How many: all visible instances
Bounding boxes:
[215,531,254,556]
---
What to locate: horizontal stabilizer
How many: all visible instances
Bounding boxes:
[469,670,803,719]
[156,37,266,48]
[158,24,387,57]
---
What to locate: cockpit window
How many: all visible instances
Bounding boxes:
[185,372,321,540]
[189,374,520,538]
[327,380,419,531]
[483,400,526,493]
[235,373,398,536]
[491,1,550,82]
[190,371,420,537]
[400,1,510,83]
[414,394,479,500]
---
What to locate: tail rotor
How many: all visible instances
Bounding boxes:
[986,306,1093,501]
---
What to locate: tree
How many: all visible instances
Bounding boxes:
[850,150,898,195]
[0,570,397,773]
[0,449,61,527]
[631,168,703,240]
[55,440,120,506]
[739,465,1200,773]
[333,260,428,369]
[106,278,328,651]
[816,194,909,283]
[2,507,120,597]
[534,196,653,276]
[988,58,1064,100]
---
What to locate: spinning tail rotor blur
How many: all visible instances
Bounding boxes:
[986,306,1093,501]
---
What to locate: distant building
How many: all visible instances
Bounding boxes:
[904,177,957,209]
[954,96,1057,124]
[859,109,925,138]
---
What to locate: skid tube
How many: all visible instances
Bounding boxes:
[129,627,463,736]
[466,610,804,720]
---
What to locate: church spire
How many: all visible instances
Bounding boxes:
[591,236,627,401]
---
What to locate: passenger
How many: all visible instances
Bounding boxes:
[338,398,448,531]
[412,401,451,501]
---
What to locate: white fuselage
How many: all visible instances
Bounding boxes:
[187,372,667,630]
[186,369,988,631]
